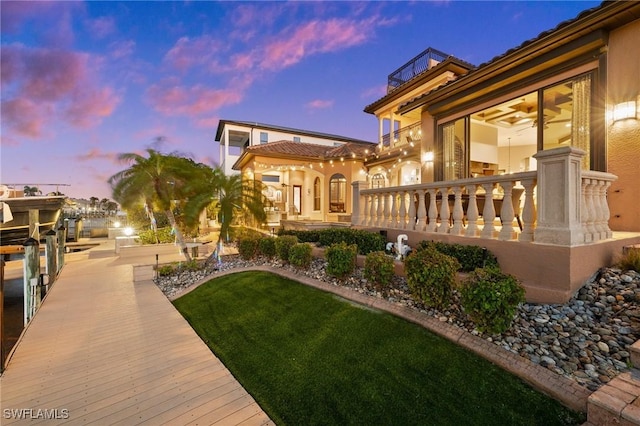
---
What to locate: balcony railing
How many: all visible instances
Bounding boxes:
[352,147,616,246]
[387,47,450,93]
[380,122,422,150]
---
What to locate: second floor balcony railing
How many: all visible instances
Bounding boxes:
[381,121,422,150]
[387,47,450,93]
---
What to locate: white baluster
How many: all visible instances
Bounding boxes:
[407,189,417,230]
[438,187,450,233]
[582,179,596,243]
[417,190,427,232]
[376,193,384,227]
[361,193,369,226]
[597,180,613,240]
[451,186,465,235]
[368,194,377,227]
[465,184,480,237]
[519,178,537,242]
[390,190,398,228]
[399,190,407,230]
[498,181,516,240]
[426,188,438,233]
[380,192,391,228]
[481,182,497,239]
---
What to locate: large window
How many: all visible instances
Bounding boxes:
[371,173,385,189]
[313,177,321,210]
[438,72,594,180]
[441,118,466,180]
[329,174,346,213]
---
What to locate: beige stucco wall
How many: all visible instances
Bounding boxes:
[607,19,640,232]
[243,155,366,221]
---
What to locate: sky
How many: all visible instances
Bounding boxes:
[0,0,601,200]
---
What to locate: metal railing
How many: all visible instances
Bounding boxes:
[387,47,450,93]
[380,121,422,149]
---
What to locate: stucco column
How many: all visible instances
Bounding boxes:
[533,146,586,246]
[351,181,368,226]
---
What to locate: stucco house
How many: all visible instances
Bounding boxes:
[351,0,640,302]
[215,2,638,303]
[216,120,375,225]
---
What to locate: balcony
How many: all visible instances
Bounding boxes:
[387,47,450,93]
[380,121,422,150]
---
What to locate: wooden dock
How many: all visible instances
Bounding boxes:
[0,240,273,425]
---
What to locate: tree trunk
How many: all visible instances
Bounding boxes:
[165,209,192,262]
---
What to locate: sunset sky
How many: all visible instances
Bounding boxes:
[1,1,600,200]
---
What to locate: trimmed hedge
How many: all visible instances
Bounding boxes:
[415,240,499,272]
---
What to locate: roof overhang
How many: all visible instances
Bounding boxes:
[363,58,474,115]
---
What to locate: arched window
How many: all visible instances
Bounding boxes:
[371,173,385,189]
[313,177,321,211]
[329,174,346,213]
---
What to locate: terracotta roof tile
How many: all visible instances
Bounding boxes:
[240,140,372,161]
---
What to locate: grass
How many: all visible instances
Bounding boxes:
[173,271,585,426]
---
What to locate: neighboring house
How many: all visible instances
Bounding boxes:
[352,0,640,302]
[216,120,374,177]
[217,120,375,224]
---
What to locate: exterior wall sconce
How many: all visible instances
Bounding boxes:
[422,151,434,163]
[612,100,637,122]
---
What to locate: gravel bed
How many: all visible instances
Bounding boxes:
[155,254,640,392]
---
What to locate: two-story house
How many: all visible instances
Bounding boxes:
[352,0,640,302]
[216,120,375,224]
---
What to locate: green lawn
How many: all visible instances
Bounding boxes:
[173,271,585,426]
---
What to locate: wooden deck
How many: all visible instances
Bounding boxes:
[0,240,273,425]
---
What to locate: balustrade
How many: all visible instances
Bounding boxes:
[352,147,616,246]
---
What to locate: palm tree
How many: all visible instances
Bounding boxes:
[108,149,197,262]
[23,185,41,196]
[183,165,267,244]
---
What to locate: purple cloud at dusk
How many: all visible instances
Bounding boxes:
[0,1,600,200]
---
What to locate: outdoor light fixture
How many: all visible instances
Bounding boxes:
[114,221,121,228]
[422,151,434,163]
[124,227,134,236]
[612,100,638,122]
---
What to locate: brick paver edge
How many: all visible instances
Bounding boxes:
[167,265,592,413]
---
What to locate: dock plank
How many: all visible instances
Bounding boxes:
[0,240,273,425]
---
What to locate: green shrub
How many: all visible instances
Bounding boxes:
[138,226,175,244]
[364,251,395,291]
[156,264,176,276]
[277,229,321,243]
[318,228,385,255]
[258,237,277,258]
[326,242,358,278]
[179,259,201,272]
[238,235,260,260]
[275,235,298,263]
[460,267,525,334]
[617,248,640,273]
[289,243,313,268]
[404,245,460,310]
[416,241,499,272]
[233,227,262,242]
